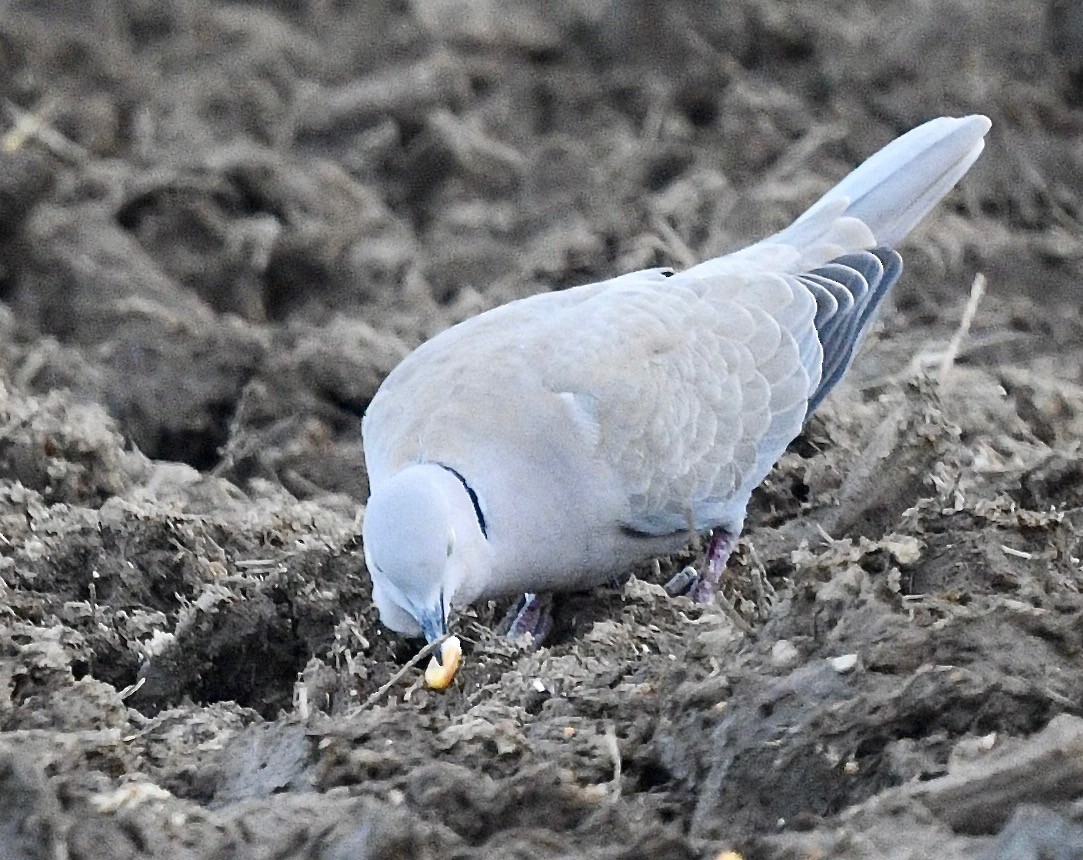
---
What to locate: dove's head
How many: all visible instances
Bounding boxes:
[362,463,491,644]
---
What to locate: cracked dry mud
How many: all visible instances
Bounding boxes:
[2,1,1083,858]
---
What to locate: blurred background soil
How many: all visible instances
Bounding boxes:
[1,1,1083,858]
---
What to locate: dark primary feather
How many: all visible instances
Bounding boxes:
[801,247,904,415]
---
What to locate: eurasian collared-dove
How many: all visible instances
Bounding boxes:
[362,115,991,646]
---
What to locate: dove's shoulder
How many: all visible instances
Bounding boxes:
[362,275,639,485]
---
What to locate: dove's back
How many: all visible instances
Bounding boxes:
[363,115,990,598]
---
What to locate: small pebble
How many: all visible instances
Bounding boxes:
[830,653,859,673]
[771,639,800,667]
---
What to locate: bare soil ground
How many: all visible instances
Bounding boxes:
[2,1,1083,858]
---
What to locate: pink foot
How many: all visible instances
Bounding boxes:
[499,592,553,648]
[664,528,735,603]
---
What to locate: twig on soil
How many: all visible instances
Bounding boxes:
[294,54,466,134]
[712,587,755,635]
[117,677,146,701]
[2,99,89,163]
[871,713,1083,835]
[666,7,742,77]
[857,329,1032,392]
[234,558,285,571]
[280,467,326,498]
[747,543,775,618]
[814,523,835,545]
[937,272,987,386]
[356,632,453,711]
[212,381,274,477]
[427,108,527,187]
[759,121,848,189]
[89,576,101,626]
[603,724,622,800]
[650,215,698,269]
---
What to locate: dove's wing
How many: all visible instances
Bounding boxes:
[541,270,820,536]
[544,246,900,538]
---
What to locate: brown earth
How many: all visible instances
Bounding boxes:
[2,1,1083,858]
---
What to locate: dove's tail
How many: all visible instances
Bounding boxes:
[788,114,991,248]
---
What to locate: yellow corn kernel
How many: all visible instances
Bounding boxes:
[424,635,462,690]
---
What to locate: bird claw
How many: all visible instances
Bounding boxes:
[663,566,720,602]
[664,566,699,597]
[499,592,553,648]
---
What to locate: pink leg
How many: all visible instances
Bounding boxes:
[664,528,736,603]
[690,528,736,603]
[499,592,553,648]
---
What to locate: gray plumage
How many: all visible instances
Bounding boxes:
[361,115,991,642]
